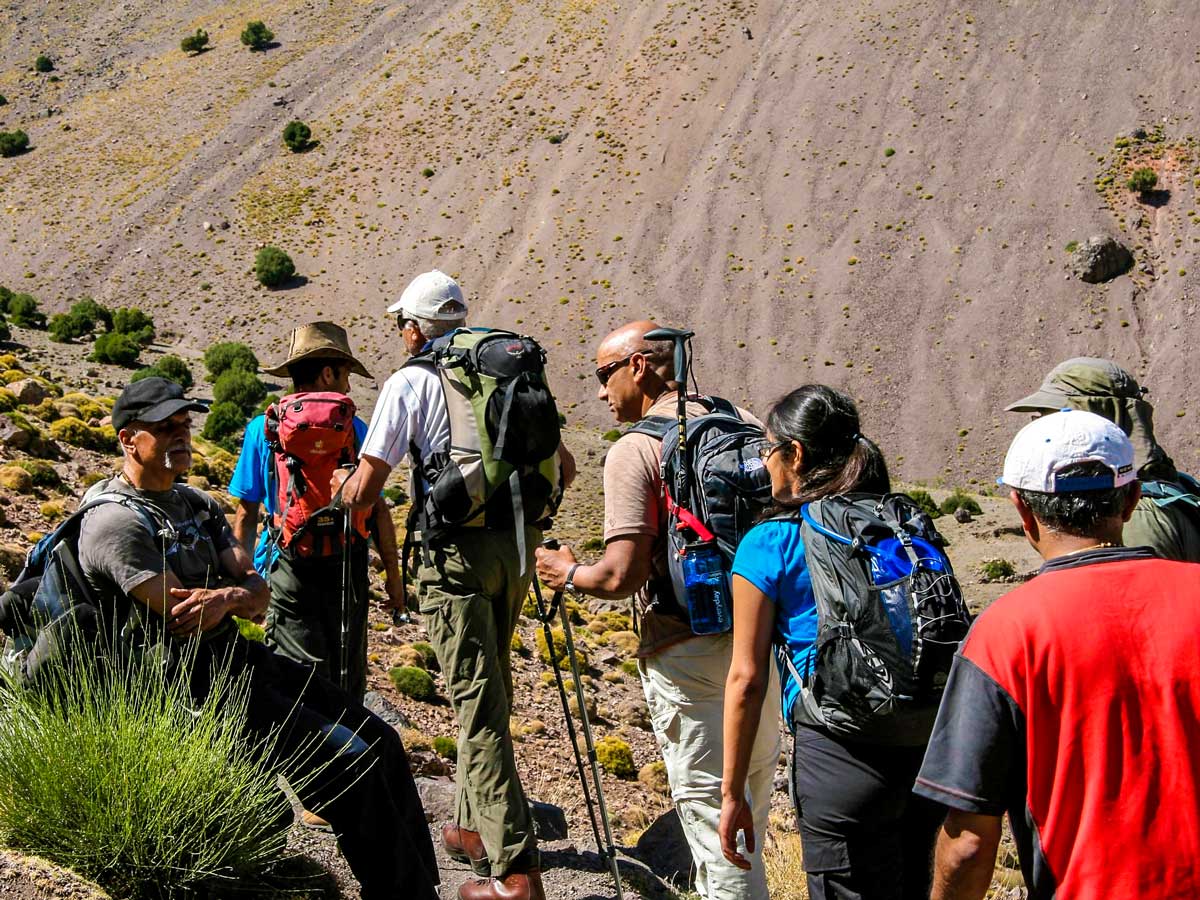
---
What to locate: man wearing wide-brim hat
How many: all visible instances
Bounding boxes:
[229,321,404,705]
[1006,356,1200,562]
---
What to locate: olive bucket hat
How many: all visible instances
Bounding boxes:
[1005,357,1144,413]
[1006,356,1174,478]
[261,321,371,379]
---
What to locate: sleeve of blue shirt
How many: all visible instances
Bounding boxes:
[228,414,268,504]
[732,521,786,601]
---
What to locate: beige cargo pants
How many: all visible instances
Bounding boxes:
[641,633,782,900]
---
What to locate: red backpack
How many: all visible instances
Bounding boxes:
[264,392,371,557]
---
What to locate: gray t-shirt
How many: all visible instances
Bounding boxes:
[77,479,236,637]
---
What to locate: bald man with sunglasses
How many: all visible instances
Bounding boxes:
[536,321,781,900]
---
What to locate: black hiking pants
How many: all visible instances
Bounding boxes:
[790,724,943,900]
[191,636,439,900]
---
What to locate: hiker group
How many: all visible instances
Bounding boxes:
[3,268,1199,900]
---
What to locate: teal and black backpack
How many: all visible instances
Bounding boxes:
[405,328,563,540]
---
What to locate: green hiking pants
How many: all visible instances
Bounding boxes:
[417,526,540,877]
[266,544,370,700]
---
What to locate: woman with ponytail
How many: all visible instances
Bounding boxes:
[717,385,942,900]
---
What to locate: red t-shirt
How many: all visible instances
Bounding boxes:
[915,547,1200,898]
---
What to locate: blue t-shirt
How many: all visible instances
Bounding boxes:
[228,413,369,575]
[731,518,818,731]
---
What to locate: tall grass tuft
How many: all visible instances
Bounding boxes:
[0,643,297,898]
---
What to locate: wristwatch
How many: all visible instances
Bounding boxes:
[564,563,582,596]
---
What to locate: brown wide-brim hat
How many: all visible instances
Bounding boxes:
[261,321,372,379]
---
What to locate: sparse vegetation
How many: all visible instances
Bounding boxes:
[112,307,155,346]
[254,246,295,288]
[906,488,942,519]
[421,167,435,178]
[204,342,259,380]
[979,558,1016,582]
[0,130,30,158]
[240,21,274,51]
[388,665,436,702]
[1126,167,1158,194]
[594,736,635,778]
[89,332,142,367]
[200,401,247,452]
[8,294,46,329]
[180,29,209,54]
[0,640,297,899]
[939,488,982,517]
[48,313,90,343]
[282,120,311,153]
[213,369,267,413]
[432,736,457,760]
[1064,240,1079,253]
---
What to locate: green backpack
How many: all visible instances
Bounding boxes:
[406,328,563,542]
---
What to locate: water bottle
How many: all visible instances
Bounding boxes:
[681,542,732,634]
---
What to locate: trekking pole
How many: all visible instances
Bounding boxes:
[643,327,694,512]
[339,506,352,693]
[532,540,624,900]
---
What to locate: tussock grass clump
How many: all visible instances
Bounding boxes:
[0,647,297,899]
[939,488,982,517]
[594,736,635,778]
[388,665,435,701]
[979,558,1016,582]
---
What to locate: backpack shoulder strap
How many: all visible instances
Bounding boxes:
[706,396,738,418]
[627,415,675,440]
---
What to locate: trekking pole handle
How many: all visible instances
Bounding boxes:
[643,327,693,385]
[541,538,560,550]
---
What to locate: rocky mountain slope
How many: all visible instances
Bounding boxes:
[1,0,1198,487]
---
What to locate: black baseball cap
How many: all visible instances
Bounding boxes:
[111,377,208,431]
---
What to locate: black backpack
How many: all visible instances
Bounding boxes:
[782,493,973,745]
[629,397,773,634]
[0,484,217,687]
[406,328,563,537]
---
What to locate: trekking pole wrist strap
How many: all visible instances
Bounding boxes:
[565,563,582,595]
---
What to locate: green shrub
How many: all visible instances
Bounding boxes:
[421,167,434,178]
[1126,167,1158,194]
[12,459,61,488]
[0,130,30,158]
[89,332,141,367]
[34,55,53,73]
[48,312,90,343]
[240,20,274,51]
[382,485,408,505]
[594,736,636,778]
[0,640,299,899]
[282,120,311,152]
[906,488,942,519]
[70,298,112,332]
[214,369,267,413]
[601,428,621,442]
[0,95,7,106]
[180,29,209,54]
[388,665,436,701]
[619,659,640,677]
[112,307,155,346]
[8,293,45,328]
[979,558,1016,582]
[254,246,295,287]
[201,401,249,452]
[410,641,439,672]
[154,354,194,390]
[0,315,11,343]
[132,355,194,391]
[431,736,457,760]
[204,341,259,380]
[49,416,116,451]
[939,488,983,517]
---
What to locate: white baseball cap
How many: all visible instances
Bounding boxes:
[999,409,1136,493]
[386,269,469,320]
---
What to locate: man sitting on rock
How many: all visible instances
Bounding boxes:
[75,376,439,900]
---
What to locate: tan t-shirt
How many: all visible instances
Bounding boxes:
[602,392,762,657]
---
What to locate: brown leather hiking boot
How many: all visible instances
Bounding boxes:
[456,869,545,900]
[442,823,488,867]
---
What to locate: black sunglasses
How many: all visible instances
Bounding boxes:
[595,353,637,386]
[758,439,790,462]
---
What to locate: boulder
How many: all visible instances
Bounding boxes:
[0,415,32,450]
[8,378,48,406]
[954,507,973,524]
[0,543,27,579]
[632,810,693,887]
[1071,235,1133,284]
